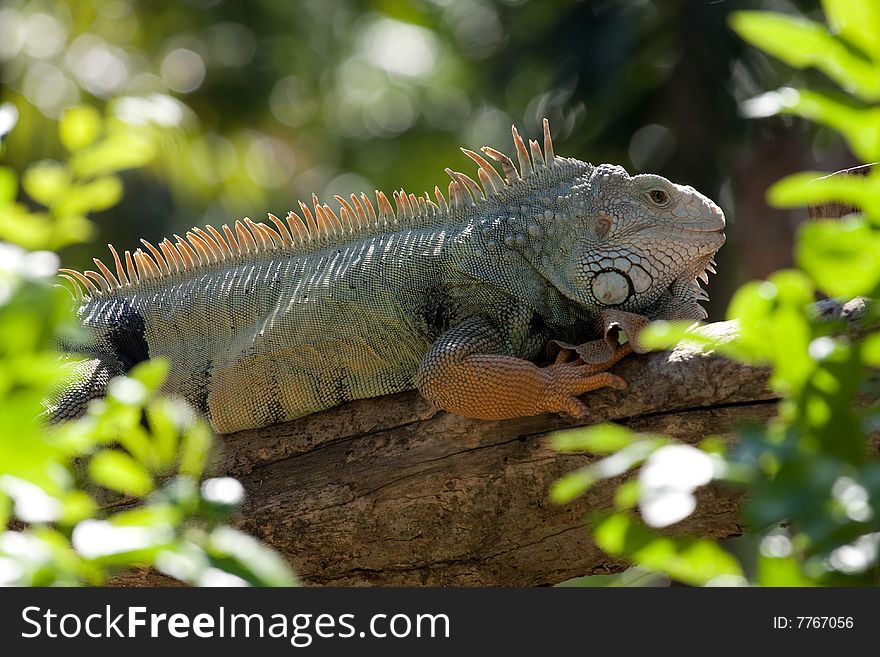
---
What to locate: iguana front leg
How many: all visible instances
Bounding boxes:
[417,316,628,420]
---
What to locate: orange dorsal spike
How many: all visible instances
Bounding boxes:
[511,124,533,177]
[107,243,129,286]
[267,213,293,247]
[140,239,170,274]
[92,257,119,289]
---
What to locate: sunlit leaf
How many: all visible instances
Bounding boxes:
[89,451,155,497]
[56,177,123,215]
[0,166,17,204]
[552,423,637,454]
[58,491,98,526]
[639,320,691,349]
[758,555,817,586]
[699,436,728,455]
[59,106,103,152]
[71,519,170,564]
[592,512,743,586]
[550,438,668,504]
[179,421,213,479]
[614,479,640,510]
[109,504,181,528]
[861,332,880,366]
[549,466,597,505]
[0,102,19,141]
[725,281,777,362]
[127,358,171,392]
[207,527,299,587]
[146,400,182,468]
[69,132,156,178]
[21,162,70,209]
[0,206,53,250]
[775,91,880,163]
[52,214,95,249]
[768,168,880,215]
[767,304,814,393]
[822,0,880,63]
[0,494,9,529]
[797,217,880,298]
[730,11,880,100]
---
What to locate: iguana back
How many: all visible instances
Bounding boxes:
[54,120,725,433]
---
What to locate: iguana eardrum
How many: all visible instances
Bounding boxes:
[53,120,725,434]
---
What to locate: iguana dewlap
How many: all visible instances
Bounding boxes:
[52,120,725,433]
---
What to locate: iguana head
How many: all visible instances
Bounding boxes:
[447,119,726,323]
[559,162,726,321]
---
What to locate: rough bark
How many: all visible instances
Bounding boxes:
[111,299,869,587]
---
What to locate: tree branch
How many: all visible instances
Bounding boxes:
[112,299,870,587]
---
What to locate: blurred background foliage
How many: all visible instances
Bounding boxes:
[553,0,880,587]
[1,0,876,587]
[0,0,852,318]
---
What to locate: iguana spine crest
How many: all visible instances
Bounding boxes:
[59,119,574,301]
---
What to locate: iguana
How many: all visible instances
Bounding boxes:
[51,119,725,434]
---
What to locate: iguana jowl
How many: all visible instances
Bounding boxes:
[53,120,725,434]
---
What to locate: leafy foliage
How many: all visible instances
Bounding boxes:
[553,0,880,586]
[0,109,296,586]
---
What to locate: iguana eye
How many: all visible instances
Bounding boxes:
[648,189,669,205]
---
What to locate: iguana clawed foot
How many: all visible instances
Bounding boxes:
[541,308,652,418]
[539,345,631,418]
[417,310,648,421]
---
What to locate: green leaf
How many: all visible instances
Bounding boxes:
[52,214,95,249]
[0,206,54,250]
[768,168,879,215]
[593,513,743,586]
[758,555,816,586]
[0,166,17,204]
[179,421,213,479]
[725,282,777,362]
[550,438,668,504]
[768,91,880,163]
[796,217,880,297]
[58,491,98,526]
[207,527,299,586]
[638,320,693,350]
[56,176,123,215]
[730,11,880,101]
[69,132,156,178]
[861,332,880,366]
[72,519,170,565]
[89,451,155,497]
[127,358,170,392]
[21,161,70,208]
[767,303,814,392]
[59,106,103,152]
[109,504,181,528]
[613,479,640,510]
[549,466,597,505]
[0,102,19,141]
[0,493,10,529]
[145,400,182,469]
[822,0,880,63]
[639,320,723,351]
[552,423,637,454]
[725,270,816,377]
